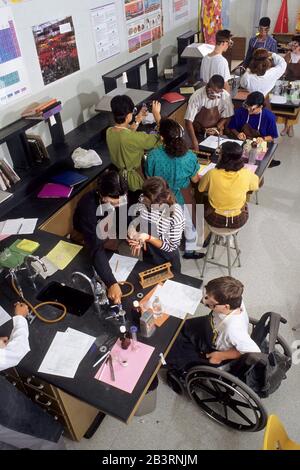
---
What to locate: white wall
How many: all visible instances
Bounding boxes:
[0,0,198,148]
[265,0,299,33]
[227,0,256,41]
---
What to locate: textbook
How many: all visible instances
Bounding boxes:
[50,170,88,187]
[161,92,185,103]
[37,183,73,199]
[180,86,195,95]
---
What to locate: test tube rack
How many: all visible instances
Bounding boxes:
[138,263,174,289]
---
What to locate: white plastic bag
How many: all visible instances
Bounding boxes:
[71,147,102,168]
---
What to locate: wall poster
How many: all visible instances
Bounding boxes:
[32,16,80,86]
[0,6,30,106]
[124,0,163,53]
[90,3,120,63]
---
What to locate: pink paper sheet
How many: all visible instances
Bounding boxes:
[244,163,258,173]
[0,234,10,241]
[95,340,155,393]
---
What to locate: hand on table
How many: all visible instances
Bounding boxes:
[108,283,122,304]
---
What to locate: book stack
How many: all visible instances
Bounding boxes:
[37,170,88,199]
[21,99,62,121]
[0,158,20,194]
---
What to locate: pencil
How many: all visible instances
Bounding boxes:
[115,260,119,272]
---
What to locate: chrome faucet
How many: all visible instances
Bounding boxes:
[24,255,47,291]
[205,127,221,147]
[71,271,108,315]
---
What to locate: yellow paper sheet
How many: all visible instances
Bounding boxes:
[45,241,83,270]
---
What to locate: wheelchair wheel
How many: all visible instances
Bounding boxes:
[186,365,268,432]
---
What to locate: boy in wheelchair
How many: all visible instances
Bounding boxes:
[167,276,260,372]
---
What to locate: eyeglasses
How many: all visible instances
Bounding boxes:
[242,101,260,112]
[206,87,222,99]
[258,26,270,32]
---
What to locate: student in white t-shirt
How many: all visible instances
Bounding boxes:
[200,30,232,92]
[166,276,260,371]
[240,48,287,97]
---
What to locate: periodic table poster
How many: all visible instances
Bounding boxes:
[124,0,163,53]
[0,6,30,106]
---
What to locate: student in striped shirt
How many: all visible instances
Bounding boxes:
[127,177,184,272]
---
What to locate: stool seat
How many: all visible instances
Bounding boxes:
[207,225,240,236]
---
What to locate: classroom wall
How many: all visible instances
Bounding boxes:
[227,0,256,40]
[266,0,299,33]
[0,0,198,153]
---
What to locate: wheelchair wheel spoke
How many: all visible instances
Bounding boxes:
[230,398,259,411]
[201,398,220,404]
[222,403,229,421]
[229,404,254,425]
[193,380,219,398]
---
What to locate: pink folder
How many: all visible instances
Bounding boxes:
[95,340,155,393]
[37,183,73,198]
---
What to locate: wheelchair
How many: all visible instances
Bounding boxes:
[166,313,292,432]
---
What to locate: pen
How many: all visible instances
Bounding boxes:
[115,260,119,272]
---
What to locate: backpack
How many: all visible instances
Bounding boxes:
[231,312,292,398]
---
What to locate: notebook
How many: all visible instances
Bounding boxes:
[37,183,73,198]
[50,170,88,187]
[161,92,185,103]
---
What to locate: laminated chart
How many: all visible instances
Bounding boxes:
[0,6,30,106]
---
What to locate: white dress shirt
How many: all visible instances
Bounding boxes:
[240,53,287,96]
[185,86,234,122]
[0,316,30,372]
[212,302,261,353]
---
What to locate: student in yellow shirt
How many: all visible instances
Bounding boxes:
[198,142,259,229]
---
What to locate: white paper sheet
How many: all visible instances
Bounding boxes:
[109,254,138,283]
[32,256,58,279]
[0,218,24,235]
[18,218,38,234]
[0,305,11,327]
[201,136,243,150]
[198,162,216,176]
[38,329,95,378]
[151,280,202,319]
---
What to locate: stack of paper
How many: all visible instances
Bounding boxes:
[38,328,95,378]
[147,280,201,320]
[0,218,38,235]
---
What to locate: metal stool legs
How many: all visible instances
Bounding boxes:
[201,232,241,278]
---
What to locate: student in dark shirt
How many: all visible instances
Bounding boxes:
[73,169,129,304]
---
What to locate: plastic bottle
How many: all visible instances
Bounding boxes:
[152,296,163,318]
[131,300,142,326]
[119,325,131,350]
[248,139,258,164]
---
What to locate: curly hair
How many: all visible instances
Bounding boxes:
[142,177,176,208]
[216,141,244,172]
[249,48,272,76]
[159,118,188,157]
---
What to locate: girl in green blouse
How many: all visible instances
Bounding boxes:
[106,95,161,192]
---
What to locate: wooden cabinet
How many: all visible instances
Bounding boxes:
[168,103,188,127]
[2,368,100,441]
[39,180,97,237]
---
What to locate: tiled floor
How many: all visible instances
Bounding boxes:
[66,124,300,450]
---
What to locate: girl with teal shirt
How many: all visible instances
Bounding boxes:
[145,118,204,259]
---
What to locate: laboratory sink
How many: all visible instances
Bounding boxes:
[36,281,94,317]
